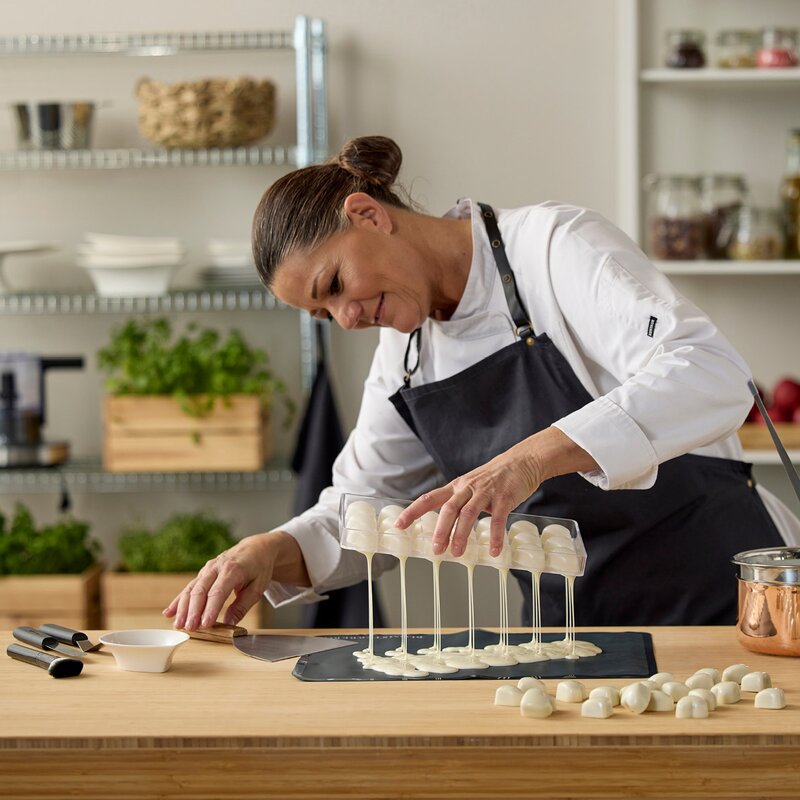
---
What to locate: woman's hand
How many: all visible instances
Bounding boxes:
[162,531,309,631]
[393,427,598,559]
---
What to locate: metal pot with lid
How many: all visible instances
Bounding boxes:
[733,547,800,657]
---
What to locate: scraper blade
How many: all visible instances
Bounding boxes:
[234,634,356,662]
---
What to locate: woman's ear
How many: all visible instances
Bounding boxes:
[343,192,393,233]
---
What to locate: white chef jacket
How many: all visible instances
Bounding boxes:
[266,199,800,607]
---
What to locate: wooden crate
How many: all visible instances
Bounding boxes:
[738,422,800,450]
[0,562,103,630]
[103,394,270,472]
[103,571,266,630]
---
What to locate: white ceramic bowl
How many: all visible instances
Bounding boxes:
[81,264,176,296]
[99,629,190,673]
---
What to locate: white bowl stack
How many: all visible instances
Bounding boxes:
[77,233,185,297]
[200,238,259,287]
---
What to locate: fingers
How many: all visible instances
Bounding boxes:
[447,496,482,557]
[433,486,475,555]
[489,505,513,558]
[222,585,264,626]
[394,487,450,530]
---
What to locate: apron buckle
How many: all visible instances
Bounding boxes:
[516,324,535,344]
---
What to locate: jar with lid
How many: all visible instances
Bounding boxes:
[757,28,798,67]
[644,174,705,260]
[665,30,706,68]
[716,30,757,68]
[700,174,748,259]
[780,128,800,258]
[728,207,784,260]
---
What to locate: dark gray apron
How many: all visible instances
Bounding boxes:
[389,203,783,626]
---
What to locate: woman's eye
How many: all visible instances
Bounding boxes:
[329,273,341,295]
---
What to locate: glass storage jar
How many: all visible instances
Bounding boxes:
[700,174,748,259]
[665,30,706,68]
[644,174,705,260]
[780,128,800,259]
[757,28,798,67]
[728,207,784,260]
[716,30,757,68]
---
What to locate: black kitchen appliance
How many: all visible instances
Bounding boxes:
[0,353,84,467]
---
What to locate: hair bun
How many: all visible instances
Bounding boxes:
[336,135,402,187]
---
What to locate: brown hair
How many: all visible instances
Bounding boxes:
[252,135,410,288]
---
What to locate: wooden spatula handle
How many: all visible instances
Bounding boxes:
[183,622,247,643]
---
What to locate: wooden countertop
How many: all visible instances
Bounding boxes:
[1,626,798,799]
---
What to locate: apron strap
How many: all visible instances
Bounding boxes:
[402,327,422,387]
[477,202,535,341]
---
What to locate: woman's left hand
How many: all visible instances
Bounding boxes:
[393,427,598,558]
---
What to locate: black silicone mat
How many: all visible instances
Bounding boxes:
[292,629,656,682]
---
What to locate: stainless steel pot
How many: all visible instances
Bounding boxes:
[12,101,95,149]
[733,547,800,657]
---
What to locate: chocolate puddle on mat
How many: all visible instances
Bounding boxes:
[292,630,656,681]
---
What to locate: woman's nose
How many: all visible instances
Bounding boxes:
[335,299,363,330]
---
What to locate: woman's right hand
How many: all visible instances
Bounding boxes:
[162,531,309,631]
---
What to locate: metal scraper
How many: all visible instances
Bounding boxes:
[184,622,356,662]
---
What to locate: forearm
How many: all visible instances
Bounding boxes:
[519,425,599,485]
[262,530,311,587]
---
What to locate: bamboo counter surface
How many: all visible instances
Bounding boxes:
[1,626,798,800]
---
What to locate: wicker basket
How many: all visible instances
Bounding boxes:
[135,76,276,149]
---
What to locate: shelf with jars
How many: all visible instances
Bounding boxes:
[618,0,800,477]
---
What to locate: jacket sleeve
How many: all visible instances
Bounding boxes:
[545,210,752,490]
[266,330,442,607]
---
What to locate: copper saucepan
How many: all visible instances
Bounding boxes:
[733,547,800,657]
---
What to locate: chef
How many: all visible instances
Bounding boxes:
[166,135,800,632]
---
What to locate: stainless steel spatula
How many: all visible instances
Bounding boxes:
[184,622,356,662]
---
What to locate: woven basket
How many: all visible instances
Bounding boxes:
[136,76,276,149]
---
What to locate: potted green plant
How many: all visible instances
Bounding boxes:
[0,503,103,629]
[103,511,264,629]
[97,317,294,472]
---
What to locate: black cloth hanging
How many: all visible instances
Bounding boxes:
[291,321,385,628]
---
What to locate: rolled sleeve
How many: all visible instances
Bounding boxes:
[553,395,658,490]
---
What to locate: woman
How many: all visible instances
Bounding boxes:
[165,135,799,633]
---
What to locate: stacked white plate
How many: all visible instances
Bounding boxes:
[77,233,185,296]
[199,238,260,287]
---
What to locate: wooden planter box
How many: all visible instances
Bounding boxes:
[0,562,103,630]
[103,571,265,630]
[738,422,800,450]
[103,394,270,472]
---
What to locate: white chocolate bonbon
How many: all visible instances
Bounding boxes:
[520,688,555,718]
[581,697,613,718]
[649,672,674,688]
[711,681,741,705]
[646,689,674,712]
[685,672,715,691]
[494,685,523,707]
[754,687,786,709]
[675,695,709,719]
[695,667,721,684]
[688,688,717,711]
[518,677,546,693]
[589,686,621,707]
[555,680,587,703]
[660,681,690,701]
[621,682,651,714]
[740,671,772,693]
[721,664,750,684]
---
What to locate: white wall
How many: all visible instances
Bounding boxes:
[0,0,625,630]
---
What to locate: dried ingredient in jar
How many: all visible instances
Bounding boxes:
[729,238,783,260]
[665,30,706,69]
[650,216,705,260]
[757,28,799,68]
[716,30,757,68]
[704,202,741,259]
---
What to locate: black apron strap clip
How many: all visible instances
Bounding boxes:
[403,327,422,387]
[478,202,536,343]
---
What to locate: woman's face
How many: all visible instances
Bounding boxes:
[270,197,434,334]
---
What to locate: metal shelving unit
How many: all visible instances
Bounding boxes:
[0,457,294,494]
[0,287,282,315]
[0,18,328,490]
